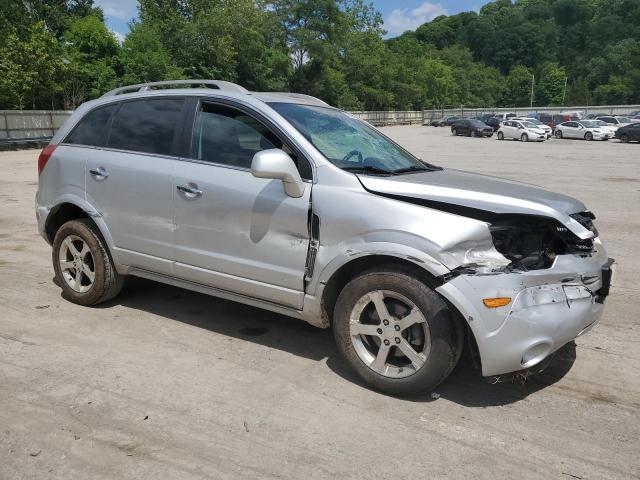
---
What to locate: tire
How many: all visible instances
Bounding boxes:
[497,131,504,140]
[521,133,529,142]
[52,219,124,306]
[585,132,593,141]
[333,267,459,395]
[467,130,473,137]
[556,130,563,139]
[451,128,457,136]
[620,134,629,143]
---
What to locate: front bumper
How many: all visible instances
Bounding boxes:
[436,241,614,376]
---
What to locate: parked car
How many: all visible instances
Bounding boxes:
[493,112,517,122]
[615,122,640,143]
[596,116,633,127]
[627,110,640,117]
[451,119,494,137]
[585,113,608,119]
[512,117,552,138]
[432,116,461,127]
[554,120,611,141]
[497,120,548,141]
[590,120,619,137]
[535,113,577,131]
[483,116,503,131]
[36,79,614,395]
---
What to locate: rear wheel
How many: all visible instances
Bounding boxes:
[333,268,459,395]
[620,134,629,143]
[521,133,529,142]
[497,131,504,140]
[52,219,124,306]
[555,130,563,139]
[585,132,593,141]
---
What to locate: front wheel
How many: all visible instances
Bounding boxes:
[585,132,593,141]
[52,219,124,306]
[497,131,504,140]
[620,134,629,143]
[333,268,460,395]
[451,128,457,136]
[521,133,529,142]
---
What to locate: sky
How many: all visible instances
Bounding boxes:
[95,0,490,43]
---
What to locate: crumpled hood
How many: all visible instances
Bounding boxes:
[358,169,594,240]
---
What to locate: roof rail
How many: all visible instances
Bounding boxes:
[101,79,248,97]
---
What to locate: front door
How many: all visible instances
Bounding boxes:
[85,97,186,275]
[173,101,312,308]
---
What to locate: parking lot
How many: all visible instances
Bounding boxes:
[1,126,639,479]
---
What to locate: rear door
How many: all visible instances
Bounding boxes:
[86,97,187,275]
[172,99,313,308]
[564,121,580,138]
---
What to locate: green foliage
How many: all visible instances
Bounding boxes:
[0,0,639,110]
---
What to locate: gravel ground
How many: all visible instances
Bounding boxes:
[1,127,639,479]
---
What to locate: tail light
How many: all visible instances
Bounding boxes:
[38,144,57,176]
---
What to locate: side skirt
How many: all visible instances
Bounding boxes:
[128,267,307,322]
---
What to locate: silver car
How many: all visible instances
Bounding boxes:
[555,120,611,141]
[36,80,615,394]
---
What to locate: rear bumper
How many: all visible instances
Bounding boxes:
[437,241,614,376]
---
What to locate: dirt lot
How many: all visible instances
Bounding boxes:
[1,127,639,479]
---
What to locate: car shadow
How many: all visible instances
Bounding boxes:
[94,277,576,407]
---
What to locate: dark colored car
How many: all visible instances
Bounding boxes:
[483,117,502,131]
[615,123,640,143]
[451,119,494,137]
[432,116,461,127]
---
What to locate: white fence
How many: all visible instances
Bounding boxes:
[0,110,73,144]
[2,104,639,144]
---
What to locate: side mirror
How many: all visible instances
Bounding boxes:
[251,149,305,198]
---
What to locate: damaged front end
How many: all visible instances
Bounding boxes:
[435,210,615,377]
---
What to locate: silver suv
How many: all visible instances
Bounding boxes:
[36,80,615,394]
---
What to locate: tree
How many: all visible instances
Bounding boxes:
[536,62,567,106]
[0,22,65,109]
[501,65,533,107]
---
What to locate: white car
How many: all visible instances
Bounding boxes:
[512,117,552,138]
[555,120,610,141]
[596,116,633,128]
[497,120,547,142]
[591,119,618,137]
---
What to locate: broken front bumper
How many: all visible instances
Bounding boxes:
[436,241,614,376]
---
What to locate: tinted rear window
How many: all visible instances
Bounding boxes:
[65,105,117,146]
[107,98,184,155]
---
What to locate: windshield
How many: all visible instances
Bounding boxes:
[269,103,435,174]
[581,120,600,128]
[523,121,539,129]
[469,120,486,127]
[524,118,542,125]
[594,120,608,126]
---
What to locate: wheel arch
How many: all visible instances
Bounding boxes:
[44,199,118,266]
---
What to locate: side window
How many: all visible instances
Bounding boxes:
[566,122,578,127]
[65,104,117,146]
[107,98,184,155]
[191,103,312,179]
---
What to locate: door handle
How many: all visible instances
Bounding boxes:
[89,167,109,179]
[176,183,203,198]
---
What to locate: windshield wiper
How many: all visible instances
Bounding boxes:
[342,165,396,175]
[393,162,442,174]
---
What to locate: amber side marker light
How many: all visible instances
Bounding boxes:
[483,297,512,308]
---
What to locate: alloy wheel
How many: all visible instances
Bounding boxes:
[349,290,431,378]
[58,235,95,293]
